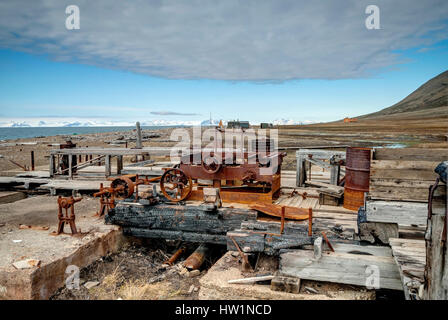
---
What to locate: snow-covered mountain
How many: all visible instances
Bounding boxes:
[0,118,316,128]
[272,118,316,125]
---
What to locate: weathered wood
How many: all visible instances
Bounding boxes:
[270,275,300,293]
[371,160,441,170]
[424,183,448,300]
[107,203,257,235]
[226,230,315,255]
[279,247,403,290]
[370,168,437,181]
[373,148,448,161]
[228,275,275,284]
[319,193,340,206]
[369,184,445,202]
[314,237,323,260]
[116,156,123,175]
[105,155,111,177]
[365,200,428,227]
[389,238,426,300]
[123,227,227,244]
[296,155,306,187]
[358,221,399,244]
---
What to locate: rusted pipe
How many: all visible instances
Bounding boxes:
[165,247,186,266]
[308,208,313,236]
[280,206,285,234]
[183,244,211,270]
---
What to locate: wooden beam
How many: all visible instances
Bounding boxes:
[365,200,429,227]
[373,148,448,161]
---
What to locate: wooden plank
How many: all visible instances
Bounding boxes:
[389,237,426,300]
[365,200,428,226]
[369,184,445,202]
[371,160,440,170]
[373,148,448,161]
[370,168,437,180]
[280,249,403,290]
[423,191,448,300]
[370,178,435,189]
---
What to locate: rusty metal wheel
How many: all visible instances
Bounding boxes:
[201,154,222,174]
[160,168,192,202]
[111,176,135,198]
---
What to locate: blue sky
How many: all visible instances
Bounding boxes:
[0,1,447,126]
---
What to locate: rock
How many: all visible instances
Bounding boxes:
[271,276,301,294]
[188,270,201,278]
[12,259,41,269]
[230,251,239,257]
[179,267,189,276]
[84,281,100,289]
[188,285,195,294]
[194,286,199,292]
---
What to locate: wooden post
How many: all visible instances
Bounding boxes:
[49,154,55,178]
[105,155,112,178]
[30,151,35,171]
[296,155,306,187]
[136,122,142,149]
[68,154,73,179]
[330,163,340,185]
[117,155,123,175]
[424,182,447,299]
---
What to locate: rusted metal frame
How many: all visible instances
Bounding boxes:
[308,208,313,236]
[55,196,82,236]
[321,231,334,252]
[229,235,253,272]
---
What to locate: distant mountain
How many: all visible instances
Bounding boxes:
[359,70,448,120]
[10,122,31,127]
[273,119,315,125]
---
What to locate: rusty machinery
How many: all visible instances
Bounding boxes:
[170,147,286,204]
[52,196,82,236]
[96,138,286,209]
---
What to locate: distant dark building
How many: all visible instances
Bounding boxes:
[260,123,273,129]
[227,121,250,129]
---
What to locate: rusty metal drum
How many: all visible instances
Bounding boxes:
[343,147,371,211]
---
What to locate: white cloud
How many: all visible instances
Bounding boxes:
[0,0,447,81]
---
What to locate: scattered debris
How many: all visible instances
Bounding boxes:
[228,275,274,284]
[19,224,49,231]
[84,281,100,289]
[188,270,201,278]
[13,259,41,269]
[305,287,319,294]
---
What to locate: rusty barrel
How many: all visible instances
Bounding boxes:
[343,147,371,211]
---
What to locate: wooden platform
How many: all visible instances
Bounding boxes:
[389,238,426,300]
[38,180,110,195]
[279,243,403,290]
